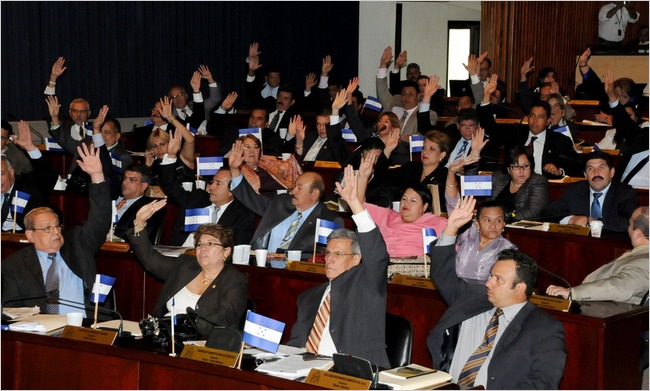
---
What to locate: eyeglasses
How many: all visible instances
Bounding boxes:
[30,224,64,233]
[459,124,477,130]
[170,93,185,100]
[70,109,89,115]
[510,164,531,171]
[322,250,356,258]
[243,145,260,150]
[195,241,224,249]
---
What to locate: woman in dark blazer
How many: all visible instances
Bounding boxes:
[127,199,247,337]
[489,145,549,222]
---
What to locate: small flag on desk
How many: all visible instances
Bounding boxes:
[553,125,574,142]
[341,128,357,142]
[111,200,119,224]
[243,311,285,353]
[315,218,341,245]
[90,274,116,304]
[422,228,437,255]
[363,96,382,112]
[45,138,64,151]
[196,156,224,177]
[186,122,197,136]
[593,143,602,151]
[110,152,123,173]
[10,191,30,213]
[460,175,492,197]
[410,135,424,153]
[239,128,263,146]
[184,207,211,231]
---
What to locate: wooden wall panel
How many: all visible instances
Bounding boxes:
[481,1,649,102]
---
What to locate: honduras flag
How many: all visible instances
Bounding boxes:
[341,128,357,143]
[111,200,119,224]
[422,228,438,255]
[363,96,382,112]
[315,219,341,245]
[10,191,30,213]
[460,175,493,197]
[553,125,574,142]
[239,128,263,146]
[243,311,285,353]
[186,122,197,136]
[410,135,424,153]
[45,138,64,151]
[90,274,116,304]
[196,156,223,177]
[184,207,211,232]
[110,152,123,173]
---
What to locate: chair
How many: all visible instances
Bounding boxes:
[206,327,242,353]
[385,313,413,368]
[239,298,256,331]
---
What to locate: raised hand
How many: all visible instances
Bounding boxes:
[305,72,317,91]
[322,55,334,76]
[422,75,440,102]
[383,128,400,158]
[335,164,362,213]
[444,196,476,236]
[520,57,534,81]
[288,115,305,144]
[190,71,201,93]
[198,64,215,84]
[483,74,498,104]
[93,105,109,134]
[357,151,377,180]
[395,50,408,69]
[550,80,560,94]
[332,88,347,112]
[249,54,262,72]
[476,51,488,75]
[470,126,489,157]
[166,128,183,158]
[578,47,591,67]
[228,140,245,173]
[603,70,616,101]
[220,91,238,111]
[76,143,103,181]
[463,54,479,76]
[159,96,174,122]
[135,199,168,227]
[380,46,393,68]
[45,95,61,119]
[249,42,261,58]
[50,57,67,81]
[14,121,35,152]
[345,77,359,105]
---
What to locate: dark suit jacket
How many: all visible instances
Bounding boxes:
[231,176,344,258]
[113,196,165,243]
[126,228,248,336]
[489,171,550,221]
[543,180,638,232]
[130,124,156,152]
[1,152,59,231]
[2,182,112,313]
[205,112,283,157]
[173,100,205,131]
[158,162,256,246]
[284,123,350,166]
[287,226,391,369]
[107,141,133,172]
[427,243,566,389]
[3,143,33,175]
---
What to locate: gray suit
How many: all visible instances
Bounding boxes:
[489,171,550,221]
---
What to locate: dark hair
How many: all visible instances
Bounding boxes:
[477,200,506,220]
[457,108,479,123]
[458,93,475,104]
[401,80,419,93]
[103,117,122,133]
[277,85,293,99]
[124,164,153,184]
[359,137,385,152]
[318,108,332,117]
[193,224,234,262]
[505,145,535,172]
[497,248,537,297]
[633,207,649,238]
[537,67,556,86]
[584,151,614,169]
[250,107,269,122]
[530,100,551,118]
[482,57,492,68]
[407,63,421,72]
[416,75,430,82]
[495,82,507,102]
[425,130,451,161]
[614,77,636,98]
[404,184,432,213]
[1,120,12,135]
[352,90,365,105]
[307,172,325,200]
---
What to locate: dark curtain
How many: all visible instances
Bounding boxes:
[1,1,359,122]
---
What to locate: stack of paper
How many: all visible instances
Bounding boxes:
[3,306,40,319]
[256,354,334,380]
[9,314,67,333]
[379,364,452,390]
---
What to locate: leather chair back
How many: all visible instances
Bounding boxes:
[385,312,413,368]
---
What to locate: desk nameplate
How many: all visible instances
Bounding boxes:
[530,294,572,312]
[390,274,436,290]
[306,368,371,390]
[547,224,590,236]
[286,261,326,274]
[60,325,117,345]
[180,344,239,367]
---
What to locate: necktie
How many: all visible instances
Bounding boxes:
[269,111,282,132]
[45,253,60,315]
[304,138,326,161]
[457,308,504,386]
[211,205,221,224]
[1,193,10,225]
[400,110,409,128]
[116,198,127,210]
[79,125,85,140]
[181,109,188,120]
[454,140,469,162]
[278,212,302,250]
[306,291,331,354]
[591,192,603,219]
[527,136,538,154]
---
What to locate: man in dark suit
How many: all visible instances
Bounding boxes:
[543,151,638,232]
[427,197,566,389]
[1,121,59,232]
[168,71,206,132]
[2,143,111,315]
[93,116,133,175]
[229,140,343,258]
[287,164,391,368]
[130,101,172,152]
[158,162,255,246]
[245,42,282,113]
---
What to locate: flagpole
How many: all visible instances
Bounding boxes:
[312,241,317,263]
[170,296,176,357]
[12,207,16,233]
[236,341,245,369]
[93,274,100,329]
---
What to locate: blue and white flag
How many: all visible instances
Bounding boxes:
[239,128,263,146]
[243,311,285,353]
[552,125,574,142]
[422,228,437,255]
[184,207,211,231]
[460,175,493,197]
[83,125,94,139]
[363,96,382,112]
[410,135,424,153]
[186,122,197,136]
[341,128,357,143]
[111,200,119,224]
[10,191,30,213]
[109,152,123,173]
[90,274,116,304]
[315,218,341,245]
[196,156,223,177]
[45,138,64,151]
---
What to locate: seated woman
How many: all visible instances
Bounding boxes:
[356,153,447,258]
[229,134,289,197]
[126,199,247,336]
[547,93,578,140]
[345,106,405,165]
[488,146,549,222]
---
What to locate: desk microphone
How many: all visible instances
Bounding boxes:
[536,264,572,292]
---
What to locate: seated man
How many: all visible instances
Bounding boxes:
[287,164,391,369]
[543,151,638,232]
[229,140,343,258]
[1,121,59,232]
[1,120,33,175]
[131,100,172,152]
[168,71,206,131]
[547,206,648,304]
[2,143,111,314]
[245,42,282,114]
[428,196,566,389]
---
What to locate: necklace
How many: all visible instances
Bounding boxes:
[201,272,216,286]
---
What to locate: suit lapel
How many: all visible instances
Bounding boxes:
[492,302,533,354]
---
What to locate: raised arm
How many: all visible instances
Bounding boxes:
[45,57,66,94]
[160,96,196,168]
[355,151,378,204]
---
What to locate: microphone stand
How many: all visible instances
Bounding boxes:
[50,294,132,339]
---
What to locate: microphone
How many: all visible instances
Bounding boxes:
[372,125,387,138]
[536,264,572,292]
[5,113,45,145]
[535,264,581,312]
[1,293,50,324]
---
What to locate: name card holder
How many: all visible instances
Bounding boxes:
[529,294,572,312]
[286,261,326,274]
[390,274,436,290]
[60,325,117,345]
[305,368,371,390]
[547,224,590,236]
[314,161,342,169]
[180,344,239,367]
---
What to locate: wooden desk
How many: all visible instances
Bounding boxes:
[1,331,317,389]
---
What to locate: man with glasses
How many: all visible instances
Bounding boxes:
[444,107,497,174]
[287,165,391,369]
[2,143,111,315]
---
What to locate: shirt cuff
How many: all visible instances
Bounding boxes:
[216,107,227,114]
[304,90,311,97]
[246,75,255,82]
[50,124,61,130]
[351,209,376,233]
[608,100,620,108]
[209,82,217,87]
[318,75,329,89]
[27,148,42,159]
[560,216,571,225]
[376,68,388,79]
[92,133,105,148]
[161,154,177,165]
[230,174,243,190]
[419,103,430,113]
[391,68,400,74]
[330,115,340,125]
[436,233,457,246]
[480,101,490,107]
[192,92,204,103]
[470,74,481,84]
[44,86,56,95]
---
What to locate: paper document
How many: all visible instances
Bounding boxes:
[245,344,305,359]
[3,306,40,319]
[95,319,143,337]
[10,314,66,333]
[153,245,192,257]
[256,354,333,380]
[379,364,452,390]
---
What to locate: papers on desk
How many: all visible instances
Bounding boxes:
[580,120,611,127]
[3,306,40,319]
[379,364,452,390]
[506,220,550,231]
[245,344,305,359]
[9,314,66,333]
[95,319,143,337]
[153,245,192,257]
[255,353,334,380]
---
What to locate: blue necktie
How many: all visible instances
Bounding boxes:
[454,140,469,162]
[591,192,602,219]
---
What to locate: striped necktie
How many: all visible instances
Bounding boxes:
[457,308,503,386]
[454,140,469,162]
[45,253,60,314]
[306,291,331,354]
[278,212,302,250]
